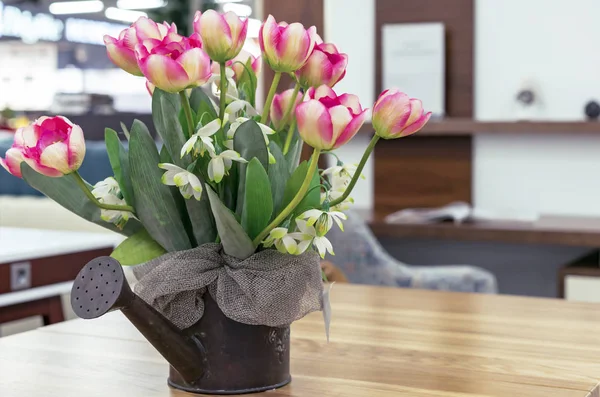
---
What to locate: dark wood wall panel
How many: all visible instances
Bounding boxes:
[375,0,474,118]
[373,136,472,220]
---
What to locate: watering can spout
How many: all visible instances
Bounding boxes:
[70,256,204,383]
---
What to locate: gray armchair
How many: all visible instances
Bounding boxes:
[326,211,498,293]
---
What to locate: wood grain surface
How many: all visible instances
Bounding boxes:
[2,284,600,396]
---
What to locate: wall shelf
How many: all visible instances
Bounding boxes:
[360,119,600,136]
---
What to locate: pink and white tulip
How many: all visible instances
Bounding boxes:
[296,43,348,88]
[1,116,85,178]
[135,35,212,93]
[194,10,248,62]
[372,89,431,139]
[103,17,177,76]
[296,86,367,150]
[270,88,303,130]
[259,15,317,73]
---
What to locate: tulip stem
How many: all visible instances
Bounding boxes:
[282,89,305,155]
[218,62,228,123]
[73,172,135,213]
[260,72,282,125]
[328,135,380,208]
[179,91,194,139]
[253,148,321,246]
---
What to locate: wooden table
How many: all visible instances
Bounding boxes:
[2,284,600,396]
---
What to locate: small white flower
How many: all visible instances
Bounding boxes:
[181,117,227,158]
[322,189,354,211]
[322,163,364,189]
[225,100,259,117]
[92,177,120,198]
[262,227,299,254]
[98,194,134,229]
[159,163,203,200]
[298,209,347,234]
[207,150,247,183]
[290,220,335,259]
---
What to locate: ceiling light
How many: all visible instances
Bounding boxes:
[116,0,167,10]
[222,3,252,17]
[246,18,261,38]
[49,1,104,15]
[105,7,147,23]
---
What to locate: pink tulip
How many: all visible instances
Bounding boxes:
[193,10,248,62]
[1,116,86,178]
[210,50,261,82]
[103,17,177,76]
[259,15,317,73]
[296,85,368,150]
[296,43,348,88]
[270,88,303,130]
[136,34,212,93]
[372,89,431,139]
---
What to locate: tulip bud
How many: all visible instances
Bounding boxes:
[296,85,367,150]
[372,89,431,139]
[270,88,303,130]
[1,116,86,178]
[194,10,248,62]
[103,17,177,76]
[296,43,348,88]
[259,15,317,73]
[136,35,212,93]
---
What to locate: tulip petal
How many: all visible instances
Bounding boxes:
[39,142,70,174]
[67,124,86,170]
[297,49,332,88]
[199,10,233,60]
[177,47,212,86]
[406,98,424,125]
[141,54,190,93]
[333,109,368,149]
[328,105,353,142]
[311,85,336,101]
[399,112,432,137]
[259,15,279,60]
[0,147,24,178]
[223,11,247,48]
[21,124,40,148]
[338,93,362,114]
[134,17,162,41]
[296,100,334,150]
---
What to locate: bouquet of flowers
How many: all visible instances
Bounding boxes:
[0,12,430,277]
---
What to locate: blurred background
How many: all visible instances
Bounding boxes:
[4,0,600,336]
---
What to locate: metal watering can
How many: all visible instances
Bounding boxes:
[70,256,291,395]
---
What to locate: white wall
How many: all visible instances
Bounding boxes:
[474,0,600,216]
[324,0,375,209]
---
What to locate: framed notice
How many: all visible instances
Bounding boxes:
[382,23,445,117]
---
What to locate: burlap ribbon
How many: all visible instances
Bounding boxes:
[132,243,324,330]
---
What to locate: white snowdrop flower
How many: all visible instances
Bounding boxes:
[159,163,203,200]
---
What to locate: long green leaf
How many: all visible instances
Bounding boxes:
[21,164,142,236]
[268,141,289,214]
[152,88,190,167]
[206,187,255,259]
[189,87,218,123]
[233,120,269,216]
[129,124,192,252]
[105,128,133,205]
[111,229,166,266]
[242,158,273,239]
[285,138,303,174]
[281,160,320,219]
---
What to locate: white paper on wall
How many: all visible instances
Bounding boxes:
[382,23,445,117]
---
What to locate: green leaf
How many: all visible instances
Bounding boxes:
[206,187,255,259]
[285,135,303,174]
[189,87,218,123]
[129,124,192,252]
[152,88,190,167]
[233,120,269,216]
[105,128,133,205]
[179,107,197,141]
[111,229,166,266]
[235,58,258,107]
[241,158,273,239]
[281,160,320,219]
[268,142,289,214]
[21,164,142,236]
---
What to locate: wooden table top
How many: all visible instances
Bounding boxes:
[2,284,600,396]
